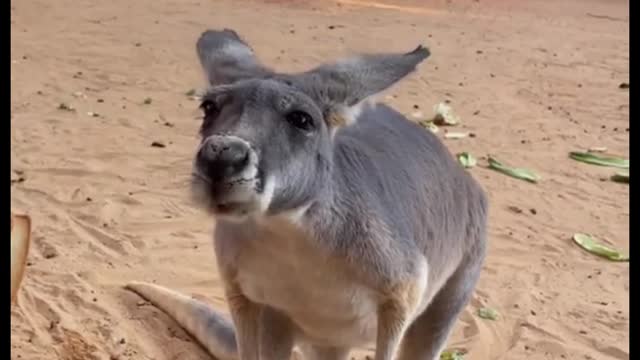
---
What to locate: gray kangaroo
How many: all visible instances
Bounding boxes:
[127,29,488,360]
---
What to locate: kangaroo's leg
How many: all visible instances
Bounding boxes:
[258,306,295,359]
[375,269,428,360]
[298,343,350,360]
[226,284,262,360]
[397,252,484,360]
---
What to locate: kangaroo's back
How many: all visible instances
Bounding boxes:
[335,103,488,272]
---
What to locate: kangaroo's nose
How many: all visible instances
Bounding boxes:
[197,136,250,182]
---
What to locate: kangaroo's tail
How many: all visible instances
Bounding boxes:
[126,281,237,360]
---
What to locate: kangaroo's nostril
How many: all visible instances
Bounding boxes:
[199,138,250,182]
[220,142,250,168]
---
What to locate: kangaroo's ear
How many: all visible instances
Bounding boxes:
[196,29,272,86]
[294,45,430,127]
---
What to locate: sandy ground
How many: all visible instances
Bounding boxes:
[10,0,629,359]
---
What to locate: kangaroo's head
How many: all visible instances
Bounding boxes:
[190,29,430,221]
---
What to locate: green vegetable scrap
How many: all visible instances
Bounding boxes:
[572,233,629,262]
[444,132,469,139]
[420,121,439,134]
[587,147,608,153]
[432,102,460,126]
[441,350,465,360]
[488,156,540,183]
[569,152,629,169]
[477,307,499,320]
[457,152,477,169]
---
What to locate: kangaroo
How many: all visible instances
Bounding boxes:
[127,29,488,360]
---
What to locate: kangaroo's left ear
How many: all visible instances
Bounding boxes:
[293,45,430,127]
[196,29,272,86]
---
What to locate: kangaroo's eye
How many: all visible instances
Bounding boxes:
[285,111,314,131]
[200,99,220,118]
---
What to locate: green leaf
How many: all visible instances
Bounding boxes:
[441,350,465,360]
[611,171,629,183]
[488,156,540,183]
[569,151,629,169]
[457,152,477,168]
[477,307,499,320]
[432,102,460,126]
[444,132,469,139]
[572,233,629,262]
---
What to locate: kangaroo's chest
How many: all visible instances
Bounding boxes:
[218,218,379,346]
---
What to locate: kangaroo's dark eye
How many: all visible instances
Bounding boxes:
[200,99,220,118]
[285,111,314,131]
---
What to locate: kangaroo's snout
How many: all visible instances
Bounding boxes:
[197,136,251,182]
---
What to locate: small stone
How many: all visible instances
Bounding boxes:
[508,205,523,214]
[151,141,166,148]
[11,176,26,184]
[529,208,537,215]
[143,97,152,105]
[42,246,58,259]
[619,82,629,89]
[58,103,75,111]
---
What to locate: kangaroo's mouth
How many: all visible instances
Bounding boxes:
[190,170,266,219]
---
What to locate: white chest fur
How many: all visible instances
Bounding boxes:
[222,216,379,347]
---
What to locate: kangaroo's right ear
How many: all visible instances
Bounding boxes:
[196,29,271,86]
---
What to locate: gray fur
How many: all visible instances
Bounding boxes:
[196,29,271,85]
[127,29,487,360]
